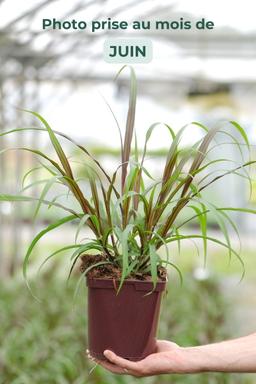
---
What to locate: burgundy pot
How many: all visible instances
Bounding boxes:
[87,277,166,361]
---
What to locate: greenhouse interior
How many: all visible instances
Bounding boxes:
[1,1,256,383]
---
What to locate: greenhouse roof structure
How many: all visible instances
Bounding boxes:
[0,0,256,84]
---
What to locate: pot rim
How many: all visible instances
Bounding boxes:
[86,276,167,292]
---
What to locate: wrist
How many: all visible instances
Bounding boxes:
[178,346,211,373]
[180,344,232,373]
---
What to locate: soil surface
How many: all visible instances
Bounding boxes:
[80,254,167,281]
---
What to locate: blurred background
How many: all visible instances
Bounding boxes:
[1,0,256,383]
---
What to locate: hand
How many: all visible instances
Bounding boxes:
[88,333,256,376]
[88,340,193,377]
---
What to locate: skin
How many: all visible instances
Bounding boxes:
[88,333,256,377]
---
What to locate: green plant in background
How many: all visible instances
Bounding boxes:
[0,66,255,290]
[1,273,254,384]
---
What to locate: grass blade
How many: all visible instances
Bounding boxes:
[0,194,80,216]
[116,66,137,193]
[23,215,78,288]
[148,243,159,289]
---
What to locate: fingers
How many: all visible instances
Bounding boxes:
[103,350,138,370]
[86,349,133,375]
[103,350,146,377]
[96,359,126,374]
[87,349,145,377]
[87,350,121,374]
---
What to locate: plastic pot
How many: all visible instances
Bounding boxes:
[87,277,166,361]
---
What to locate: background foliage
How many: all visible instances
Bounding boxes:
[0,273,254,384]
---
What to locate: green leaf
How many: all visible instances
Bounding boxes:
[37,244,81,276]
[163,260,183,285]
[75,214,91,243]
[116,66,137,193]
[0,194,79,216]
[196,197,232,262]
[24,110,73,178]
[149,243,159,289]
[23,215,78,288]
[20,178,54,193]
[33,177,59,220]
[166,234,245,281]
[114,224,134,292]
[1,125,122,202]
[189,204,207,266]
[22,166,43,188]
[101,94,123,154]
[0,147,63,175]
[174,227,181,256]
[70,242,103,261]
[181,125,220,198]
[198,161,256,195]
[229,121,250,150]
[141,122,175,165]
[68,242,105,280]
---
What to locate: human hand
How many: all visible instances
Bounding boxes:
[88,340,196,377]
[88,333,256,376]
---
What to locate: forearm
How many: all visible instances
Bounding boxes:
[181,333,256,373]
